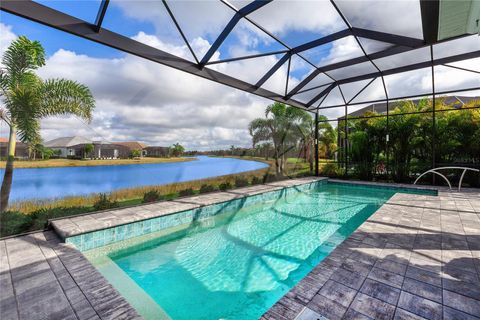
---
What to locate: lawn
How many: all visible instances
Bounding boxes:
[0,157,195,169]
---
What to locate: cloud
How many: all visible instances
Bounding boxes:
[248,0,345,37]
[0,23,17,57]
[334,0,424,39]
[35,46,273,149]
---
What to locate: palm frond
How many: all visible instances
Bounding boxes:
[2,36,45,79]
[40,79,95,122]
[6,87,42,144]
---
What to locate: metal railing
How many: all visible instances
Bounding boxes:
[414,166,480,191]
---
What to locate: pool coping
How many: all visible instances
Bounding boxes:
[49,177,441,241]
[49,176,326,239]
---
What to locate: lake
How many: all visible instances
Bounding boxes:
[1,156,269,202]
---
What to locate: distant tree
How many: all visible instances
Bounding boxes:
[318,116,337,159]
[35,144,54,160]
[249,102,311,175]
[131,149,141,158]
[27,143,54,160]
[0,36,95,211]
[170,143,185,157]
[84,143,94,158]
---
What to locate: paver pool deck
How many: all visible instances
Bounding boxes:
[1,177,479,320]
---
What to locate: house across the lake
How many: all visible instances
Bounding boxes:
[44,136,131,159]
[143,146,170,157]
[115,141,147,157]
[1,135,172,159]
[0,137,29,159]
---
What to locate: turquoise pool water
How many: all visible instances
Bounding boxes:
[85,182,433,320]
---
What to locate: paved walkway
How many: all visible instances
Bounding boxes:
[262,187,480,320]
[0,231,140,320]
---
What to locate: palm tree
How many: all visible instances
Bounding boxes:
[294,113,316,172]
[318,116,337,159]
[170,143,185,157]
[249,102,311,175]
[0,36,95,211]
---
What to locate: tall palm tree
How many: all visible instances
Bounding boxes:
[0,36,95,211]
[249,102,311,175]
[318,115,337,159]
[170,143,185,157]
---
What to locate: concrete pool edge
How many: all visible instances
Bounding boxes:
[50,177,441,242]
[49,176,326,240]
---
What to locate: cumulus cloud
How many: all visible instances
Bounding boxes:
[248,0,345,37]
[0,22,274,150]
[0,23,16,56]
[35,46,273,149]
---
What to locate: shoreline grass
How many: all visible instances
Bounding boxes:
[1,158,314,237]
[8,168,270,213]
[0,157,195,169]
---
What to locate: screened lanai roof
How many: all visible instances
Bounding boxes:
[2,0,478,112]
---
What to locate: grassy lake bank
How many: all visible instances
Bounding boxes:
[0,157,194,169]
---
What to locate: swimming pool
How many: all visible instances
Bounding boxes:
[82,181,435,320]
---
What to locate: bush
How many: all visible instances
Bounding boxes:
[251,176,263,185]
[218,182,232,191]
[131,149,142,158]
[142,190,162,203]
[234,177,249,188]
[263,173,278,183]
[30,207,91,230]
[93,193,118,211]
[321,163,340,177]
[199,184,216,193]
[0,211,33,237]
[0,207,93,237]
[179,188,194,197]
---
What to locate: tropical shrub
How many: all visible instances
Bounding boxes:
[84,144,94,158]
[0,206,90,237]
[234,177,249,188]
[179,188,194,197]
[143,190,162,203]
[338,98,480,184]
[218,182,232,191]
[251,176,263,185]
[131,149,142,158]
[199,184,216,193]
[321,163,340,177]
[0,211,33,237]
[93,193,118,211]
[263,173,278,183]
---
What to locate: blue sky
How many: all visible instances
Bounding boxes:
[1,0,341,78]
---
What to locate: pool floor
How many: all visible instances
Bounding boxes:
[86,183,406,319]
